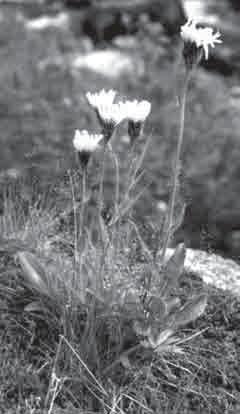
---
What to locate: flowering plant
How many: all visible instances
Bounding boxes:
[181,19,222,68]
[120,99,151,143]
[73,129,103,169]
[0,19,224,412]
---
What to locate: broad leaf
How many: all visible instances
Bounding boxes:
[17,252,50,297]
[120,355,132,370]
[133,320,151,337]
[160,243,186,296]
[165,297,181,315]
[148,296,167,321]
[24,301,44,313]
[170,294,207,329]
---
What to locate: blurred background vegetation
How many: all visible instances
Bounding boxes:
[1,0,240,260]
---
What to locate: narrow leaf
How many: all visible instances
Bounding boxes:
[155,344,184,354]
[171,203,186,235]
[148,328,174,348]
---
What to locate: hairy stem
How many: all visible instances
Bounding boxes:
[79,168,87,243]
[98,144,107,212]
[69,170,78,269]
[161,70,191,262]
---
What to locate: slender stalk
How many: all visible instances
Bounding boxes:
[78,169,87,302]
[161,70,191,262]
[79,168,87,243]
[98,130,115,213]
[97,144,109,253]
[68,171,78,269]
[108,145,121,253]
[98,144,107,212]
[110,147,120,215]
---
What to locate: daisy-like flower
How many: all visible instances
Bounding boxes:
[73,129,103,169]
[86,89,116,110]
[180,19,222,69]
[86,89,125,143]
[97,102,126,143]
[120,99,151,143]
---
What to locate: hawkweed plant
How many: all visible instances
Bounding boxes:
[161,19,222,262]
[0,22,223,411]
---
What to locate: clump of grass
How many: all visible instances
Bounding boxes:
[1,17,237,414]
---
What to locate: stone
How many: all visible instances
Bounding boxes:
[72,49,141,78]
[25,11,70,31]
[164,248,240,297]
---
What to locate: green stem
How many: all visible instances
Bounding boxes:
[161,70,191,262]
[109,145,121,253]
[69,171,78,269]
[108,145,120,216]
[98,144,107,212]
[79,168,87,243]
[78,169,87,302]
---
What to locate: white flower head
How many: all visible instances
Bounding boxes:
[181,19,199,43]
[120,99,151,143]
[97,102,126,143]
[180,19,222,67]
[122,99,151,123]
[196,26,222,60]
[73,129,103,169]
[98,102,125,126]
[85,89,125,143]
[86,89,116,109]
